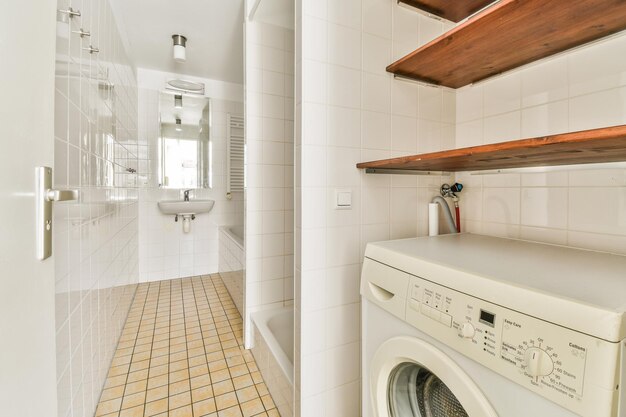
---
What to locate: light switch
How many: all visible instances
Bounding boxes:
[335,189,352,210]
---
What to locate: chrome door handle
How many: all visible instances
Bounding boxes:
[35,167,79,260]
[46,189,78,202]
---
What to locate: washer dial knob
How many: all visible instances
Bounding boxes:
[459,322,475,339]
[525,347,554,377]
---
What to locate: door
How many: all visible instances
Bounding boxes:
[370,337,498,417]
[0,1,59,416]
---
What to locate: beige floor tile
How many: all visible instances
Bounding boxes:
[99,385,124,402]
[250,372,263,384]
[119,404,144,417]
[170,404,193,417]
[190,364,209,378]
[170,359,187,372]
[146,385,168,403]
[122,392,146,409]
[260,395,275,410]
[170,350,188,362]
[148,374,169,389]
[150,364,169,377]
[206,351,225,362]
[215,392,239,411]
[193,398,217,416]
[237,387,260,403]
[127,369,149,383]
[232,375,253,390]
[170,379,191,395]
[169,391,192,410]
[210,368,231,383]
[125,379,147,395]
[240,398,264,417]
[191,373,212,390]
[208,359,228,372]
[96,276,281,417]
[229,364,249,378]
[192,385,215,402]
[213,379,235,396]
[95,398,122,416]
[218,405,243,417]
[170,368,190,383]
[253,384,267,397]
[226,355,245,367]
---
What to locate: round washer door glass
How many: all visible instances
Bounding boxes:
[388,362,469,417]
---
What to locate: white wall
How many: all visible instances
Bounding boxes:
[54,0,139,415]
[137,70,244,282]
[245,20,296,342]
[295,0,455,415]
[294,1,626,416]
[455,32,626,254]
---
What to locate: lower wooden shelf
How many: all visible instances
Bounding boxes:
[356,125,626,172]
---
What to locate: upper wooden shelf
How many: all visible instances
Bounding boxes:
[388,0,626,89]
[356,125,626,172]
[398,0,495,23]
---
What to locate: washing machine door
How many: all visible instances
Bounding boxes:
[371,337,498,417]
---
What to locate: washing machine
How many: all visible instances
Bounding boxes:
[361,234,626,417]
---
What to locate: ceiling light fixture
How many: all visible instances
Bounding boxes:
[172,34,187,62]
[175,118,182,131]
[174,94,183,109]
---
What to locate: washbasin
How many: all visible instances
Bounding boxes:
[157,199,215,215]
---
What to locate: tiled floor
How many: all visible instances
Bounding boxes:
[95,275,280,417]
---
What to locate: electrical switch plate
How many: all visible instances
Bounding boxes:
[334,189,352,210]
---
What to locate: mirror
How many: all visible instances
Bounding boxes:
[158,92,212,189]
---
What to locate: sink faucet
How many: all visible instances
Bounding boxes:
[183,189,192,202]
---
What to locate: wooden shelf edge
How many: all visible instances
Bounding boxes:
[387,0,626,89]
[357,125,626,172]
[397,0,496,23]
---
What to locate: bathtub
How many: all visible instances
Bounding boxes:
[219,226,245,315]
[251,307,294,417]
[228,225,244,246]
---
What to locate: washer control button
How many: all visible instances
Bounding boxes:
[459,322,476,339]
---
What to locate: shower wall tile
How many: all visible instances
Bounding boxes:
[54,0,139,416]
[455,31,626,255]
[246,20,295,344]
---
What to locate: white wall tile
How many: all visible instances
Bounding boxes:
[328,24,362,70]
[54,0,139,414]
[456,31,626,257]
[521,188,568,229]
[329,66,362,109]
[521,57,569,107]
[521,100,569,138]
[483,73,521,117]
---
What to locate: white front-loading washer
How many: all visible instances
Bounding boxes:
[361,234,626,417]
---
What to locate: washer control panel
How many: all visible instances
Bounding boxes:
[389,265,622,417]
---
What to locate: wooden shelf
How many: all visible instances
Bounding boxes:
[398,0,495,23]
[388,0,626,89]
[356,125,626,172]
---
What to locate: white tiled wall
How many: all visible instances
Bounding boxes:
[455,32,626,255]
[295,1,455,415]
[137,87,244,282]
[245,20,296,341]
[54,0,139,415]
